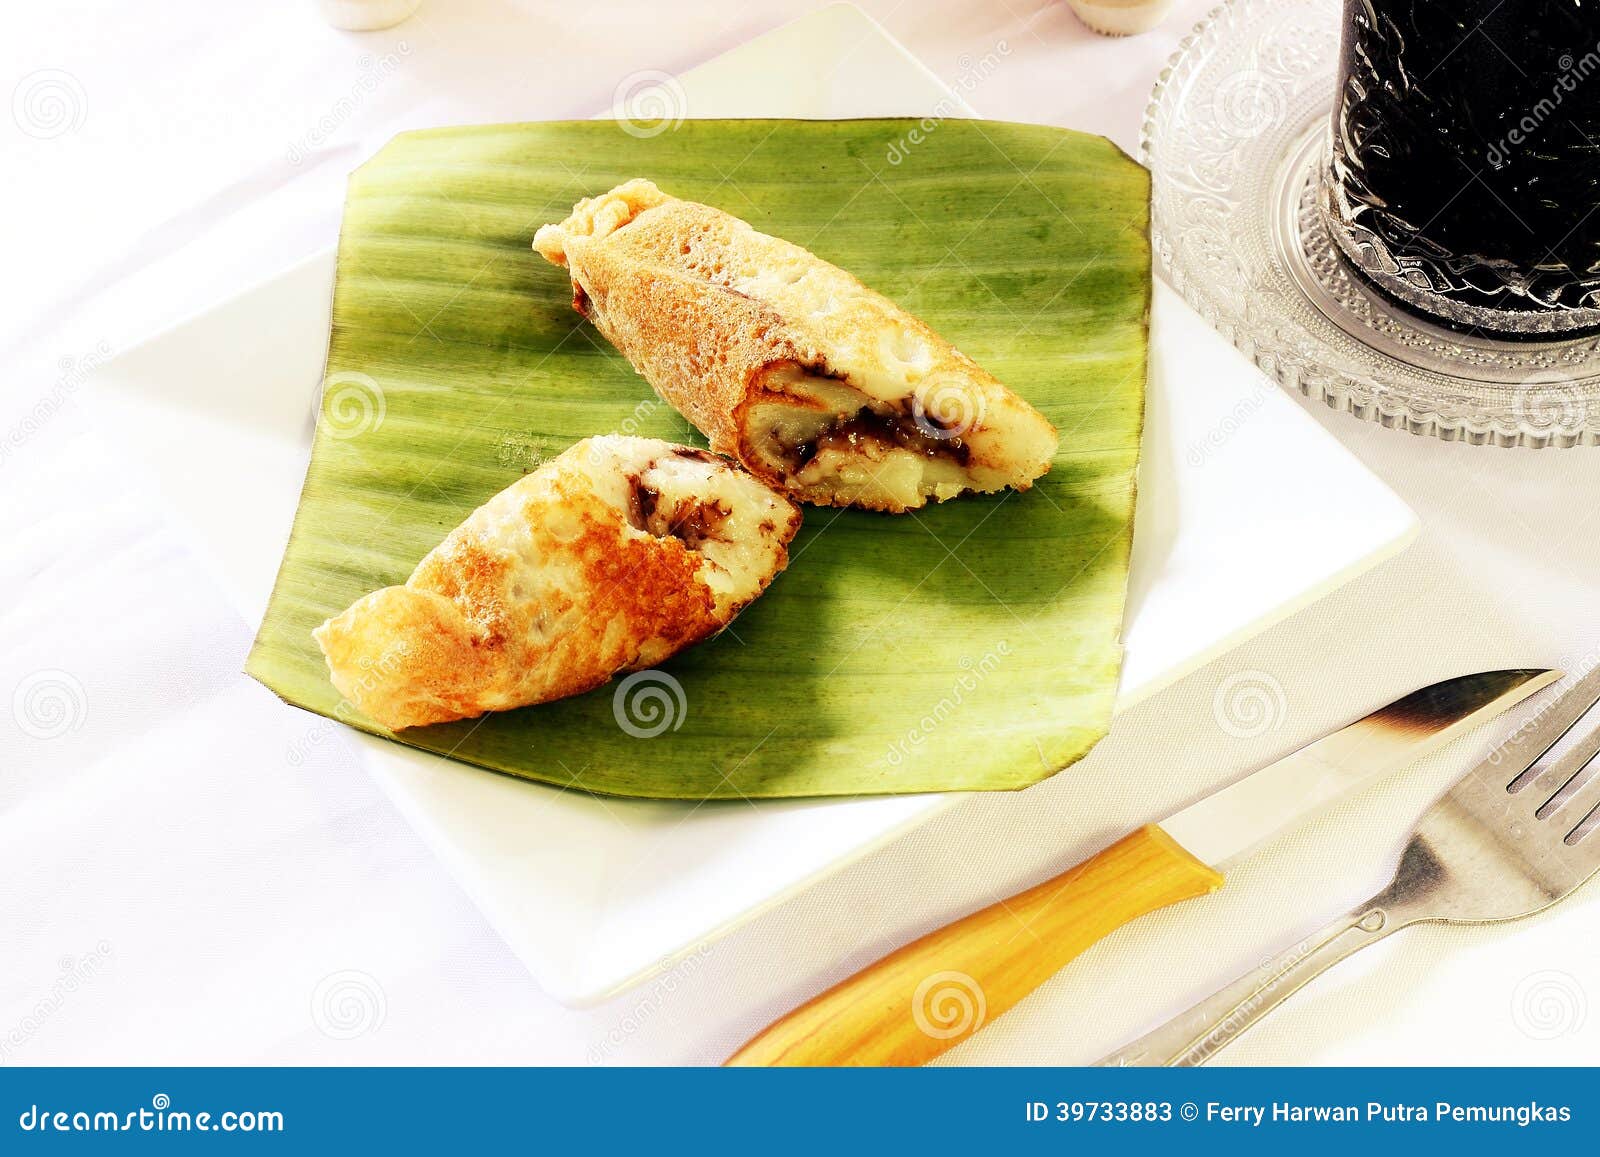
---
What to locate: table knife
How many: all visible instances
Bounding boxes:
[725,668,1560,1066]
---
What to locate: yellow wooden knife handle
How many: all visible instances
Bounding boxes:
[725,824,1223,1067]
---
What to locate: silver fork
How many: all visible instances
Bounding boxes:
[1099,662,1600,1067]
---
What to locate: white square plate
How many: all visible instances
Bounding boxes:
[88,4,1416,1005]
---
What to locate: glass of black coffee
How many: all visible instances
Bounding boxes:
[1324,0,1600,336]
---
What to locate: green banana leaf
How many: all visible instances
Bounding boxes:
[245,118,1150,799]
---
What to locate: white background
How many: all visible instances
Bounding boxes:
[3,0,1598,1065]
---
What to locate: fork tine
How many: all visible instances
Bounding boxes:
[1527,727,1600,852]
[1549,762,1600,849]
[1504,663,1600,794]
[1566,798,1600,848]
[1532,722,1600,819]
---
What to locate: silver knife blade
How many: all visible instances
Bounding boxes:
[1159,668,1560,869]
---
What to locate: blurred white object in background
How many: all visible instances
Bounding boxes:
[1067,0,1176,36]
[316,0,422,31]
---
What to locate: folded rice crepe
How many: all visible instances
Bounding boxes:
[534,180,1060,513]
[246,118,1151,799]
[314,436,801,730]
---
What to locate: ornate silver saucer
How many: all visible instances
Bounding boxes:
[1142,0,1600,448]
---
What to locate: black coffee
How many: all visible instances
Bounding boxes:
[1327,0,1600,334]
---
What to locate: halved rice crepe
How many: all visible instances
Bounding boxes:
[534,180,1059,513]
[314,435,801,730]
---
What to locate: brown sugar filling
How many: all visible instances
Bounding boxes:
[773,405,971,474]
[625,474,732,551]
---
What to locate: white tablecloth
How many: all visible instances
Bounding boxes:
[4,0,1598,1066]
